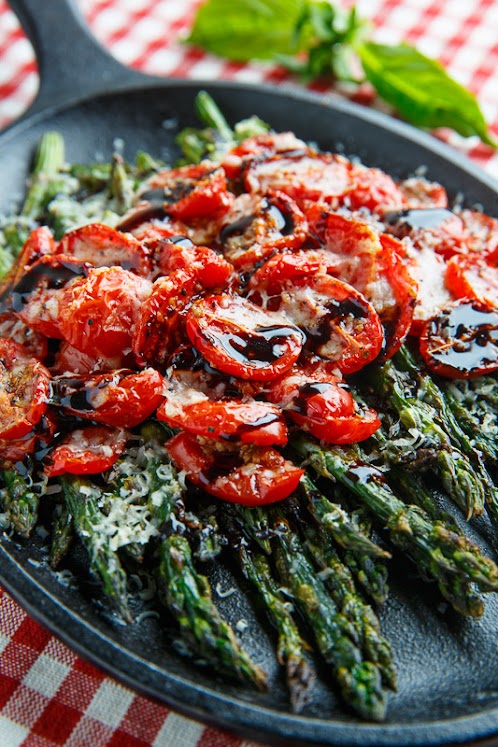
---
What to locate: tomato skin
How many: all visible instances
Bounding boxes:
[446,252,498,306]
[157,397,287,446]
[152,238,233,288]
[0,226,57,294]
[45,425,128,477]
[0,339,51,440]
[166,431,304,506]
[53,368,164,428]
[58,223,151,276]
[145,162,234,222]
[186,293,305,381]
[420,299,498,379]
[347,165,405,212]
[133,268,199,368]
[58,266,152,359]
[51,341,125,375]
[219,191,308,273]
[397,178,449,209]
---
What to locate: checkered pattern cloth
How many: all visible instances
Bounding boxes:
[0,0,497,745]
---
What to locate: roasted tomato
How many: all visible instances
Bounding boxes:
[57,266,152,359]
[245,151,353,208]
[12,254,91,339]
[0,311,48,361]
[305,210,416,359]
[186,293,305,381]
[0,226,57,293]
[446,250,498,306]
[397,177,449,209]
[57,223,151,276]
[420,299,498,378]
[151,236,233,288]
[221,131,308,180]
[266,363,380,443]
[166,431,304,506]
[249,254,384,374]
[218,190,307,272]
[51,368,164,429]
[347,164,405,212]
[45,425,128,477]
[141,162,233,222]
[51,341,124,376]
[133,268,200,368]
[156,354,287,446]
[404,245,455,335]
[0,339,51,439]
[382,207,467,260]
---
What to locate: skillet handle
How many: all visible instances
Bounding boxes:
[7,0,151,119]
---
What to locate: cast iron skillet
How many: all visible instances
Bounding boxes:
[2,1,498,745]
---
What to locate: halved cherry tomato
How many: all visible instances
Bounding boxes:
[382,207,466,260]
[218,190,307,272]
[446,252,498,306]
[347,164,405,212]
[266,364,380,443]
[186,293,305,381]
[0,226,57,295]
[166,431,304,506]
[57,266,152,359]
[58,223,151,276]
[305,211,416,359]
[221,131,308,180]
[133,268,199,367]
[143,162,234,222]
[51,368,164,428]
[51,341,125,375]
[0,311,48,361]
[404,245,454,336]
[245,151,353,208]
[13,254,91,339]
[249,255,384,374]
[156,359,287,446]
[151,237,233,288]
[420,299,498,379]
[45,425,128,477]
[0,339,50,439]
[459,209,498,254]
[397,177,449,209]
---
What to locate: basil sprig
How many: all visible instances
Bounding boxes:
[186,0,497,148]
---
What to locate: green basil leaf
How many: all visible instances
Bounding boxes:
[357,41,497,147]
[187,0,306,61]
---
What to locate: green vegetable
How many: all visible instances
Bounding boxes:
[187,0,305,61]
[187,1,496,147]
[357,42,498,147]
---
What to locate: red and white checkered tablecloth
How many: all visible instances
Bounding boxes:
[0,1,497,745]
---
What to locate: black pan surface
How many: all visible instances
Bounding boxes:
[2,2,498,745]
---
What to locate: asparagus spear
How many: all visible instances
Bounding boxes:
[442,379,498,464]
[236,539,315,711]
[294,436,498,613]
[300,473,390,559]
[1,468,40,537]
[157,533,267,690]
[303,525,396,690]
[49,502,74,569]
[273,518,387,721]
[21,131,67,219]
[368,358,486,519]
[60,475,131,621]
